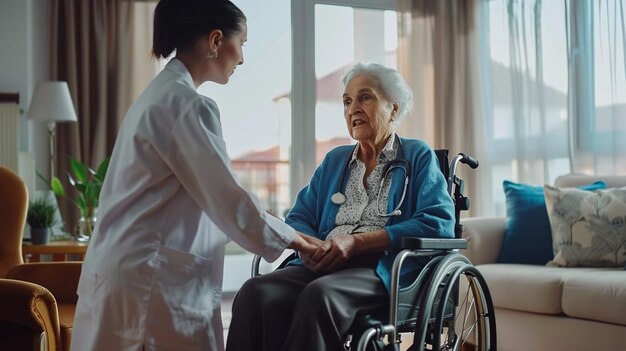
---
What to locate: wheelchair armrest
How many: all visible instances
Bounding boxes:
[400,237,467,250]
[251,251,298,277]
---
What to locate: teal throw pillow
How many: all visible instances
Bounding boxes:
[497,180,606,264]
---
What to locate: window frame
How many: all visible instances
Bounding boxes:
[568,0,596,155]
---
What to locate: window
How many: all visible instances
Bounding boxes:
[485,0,572,214]
[147,1,295,218]
[199,0,293,217]
[290,0,400,197]
[485,0,626,215]
[313,5,400,164]
[580,0,626,174]
[200,0,293,291]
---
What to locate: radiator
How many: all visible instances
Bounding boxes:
[0,102,20,173]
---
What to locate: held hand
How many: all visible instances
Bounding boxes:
[294,233,330,272]
[300,233,325,246]
[300,251,318,271]
[312,235,356,273]
[303,234,329,261]
[288,232,325,257]
[301,245,332,273]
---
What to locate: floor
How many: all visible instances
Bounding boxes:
[221,292,235,342]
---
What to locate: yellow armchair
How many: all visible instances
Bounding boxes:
[0,166,27,277]
[5,263,82,350]
[0,166,81,351]
[0,278,59,350]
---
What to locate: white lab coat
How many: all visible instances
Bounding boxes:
[70,59,295,351]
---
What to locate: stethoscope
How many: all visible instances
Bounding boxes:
[330,135,410,217]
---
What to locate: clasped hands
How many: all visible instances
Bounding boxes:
[291,232,356,273]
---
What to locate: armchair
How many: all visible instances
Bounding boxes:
[0,166,81,351]
[0,166,27,276]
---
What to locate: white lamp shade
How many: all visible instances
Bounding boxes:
[28,81,77,123]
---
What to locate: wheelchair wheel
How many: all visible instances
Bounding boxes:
[414,254,496,351]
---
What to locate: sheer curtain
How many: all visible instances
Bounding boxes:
[482,0,626,215]
[479,0,571,215]
[398,0,626,216]
[49,0,158,232]
[397,0,487,216]
[570,0,626,175]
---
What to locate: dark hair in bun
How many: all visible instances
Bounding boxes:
[152,0,246,59]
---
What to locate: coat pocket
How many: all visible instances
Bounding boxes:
[145,245,214,348]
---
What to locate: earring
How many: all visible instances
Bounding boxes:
[206,51,218,59]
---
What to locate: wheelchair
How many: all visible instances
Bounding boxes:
[251,150,496,351]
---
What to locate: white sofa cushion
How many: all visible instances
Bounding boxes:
[477,264,626,322]
[562,269,626,326]
[478,264,570,314]
[494,308,626,351]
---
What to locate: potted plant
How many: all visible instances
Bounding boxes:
[27,196,58,245]
[51,158,109,241]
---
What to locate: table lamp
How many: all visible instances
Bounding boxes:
[28,81,77,181]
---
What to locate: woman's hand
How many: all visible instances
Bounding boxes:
[304,230,390,273]
[309,235,357,273]
[300,250,319,271]
[299,234,329,271]
[288,232,325,258]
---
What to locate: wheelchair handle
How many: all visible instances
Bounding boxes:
[448,153,480,194]
[459,153,479,169]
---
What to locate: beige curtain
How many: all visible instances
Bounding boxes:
[397,0,487,215]
[49,0,157,233]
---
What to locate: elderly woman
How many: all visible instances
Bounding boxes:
[226,62,455,351]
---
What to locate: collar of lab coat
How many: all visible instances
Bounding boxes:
[164,58,196,89]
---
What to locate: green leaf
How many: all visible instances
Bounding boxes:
[75,183,86,193]
[92,178,103,188]
[85,182,98,207]
[77,194,87,216]
[51,177,65,197]
[69,158,89,183]
[59,157,110,218]
[27,196,58,228]
[95,158,110,182]
[94,187,102,207]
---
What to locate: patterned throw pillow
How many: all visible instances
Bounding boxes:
[544,185,626,267]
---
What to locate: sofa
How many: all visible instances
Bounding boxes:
[460,174,626,351]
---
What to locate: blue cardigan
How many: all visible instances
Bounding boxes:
[286,137,455,292]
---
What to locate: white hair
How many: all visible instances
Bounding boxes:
[342,62,414,128]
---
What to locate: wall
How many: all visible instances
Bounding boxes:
[0,0,50,189]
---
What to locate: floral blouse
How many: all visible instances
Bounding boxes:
[327,133,398,239]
